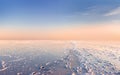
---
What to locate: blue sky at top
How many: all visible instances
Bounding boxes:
[0,0,120,28]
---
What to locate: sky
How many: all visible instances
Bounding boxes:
[0,0,120,40]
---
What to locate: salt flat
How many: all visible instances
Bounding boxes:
[0,40,120,75]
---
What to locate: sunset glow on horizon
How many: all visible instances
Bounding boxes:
[0,24,120,40]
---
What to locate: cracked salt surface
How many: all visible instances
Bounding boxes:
[0,41,120,75]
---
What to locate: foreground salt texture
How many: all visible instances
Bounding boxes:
[0,41,120,75]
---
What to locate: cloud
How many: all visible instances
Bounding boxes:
[105,7,120,16]
[110,20,120,24]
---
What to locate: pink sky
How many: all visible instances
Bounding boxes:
[0,24,120,40]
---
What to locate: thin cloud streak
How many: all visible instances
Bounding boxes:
[105,7,120,16]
